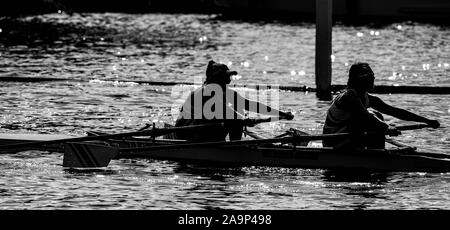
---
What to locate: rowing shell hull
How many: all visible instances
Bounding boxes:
[2,134,449,172]
[117,144,450,173]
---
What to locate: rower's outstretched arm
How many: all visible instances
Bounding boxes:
[369,95,440,128]
[243,98,293,119]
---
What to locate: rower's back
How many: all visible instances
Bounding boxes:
[323,62,385,149]
[322,89,366,148]
[174,85,228,142]
[174,60,240,142]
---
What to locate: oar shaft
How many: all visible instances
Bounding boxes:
[0,117,280,152]
[0,123,224,151]
[120,133,351,152]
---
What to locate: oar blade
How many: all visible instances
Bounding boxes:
[63,142,119,168]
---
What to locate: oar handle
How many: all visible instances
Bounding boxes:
[386,123,434,136]
[243,116,288,127]
[120,133,351,152]
[395,123,430,131]
[243,117,272,126]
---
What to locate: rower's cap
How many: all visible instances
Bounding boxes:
[205,60,238,83]
[348,62,375,89]
[349,62,374,79]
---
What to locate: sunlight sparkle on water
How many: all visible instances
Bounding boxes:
[396,25,403,30]
[199,36,208,43]
[0,28,2,33]
[356,32,364,37]
[290,70,296,76]
[264,56,269,61]
[331,55,335,62]
[227,61,233,66]
[389,72,397,80]
[369,30,381,36]
[444,63,449,68]
[298,70,306,76]
[232,75,242,80]
[242,61,250,67]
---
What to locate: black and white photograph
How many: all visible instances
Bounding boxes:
[0,0,449,223]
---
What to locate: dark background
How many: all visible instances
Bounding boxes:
[2,0,450,25]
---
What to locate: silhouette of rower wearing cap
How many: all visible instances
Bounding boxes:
[323,62,440,149]
[175,60,293,142]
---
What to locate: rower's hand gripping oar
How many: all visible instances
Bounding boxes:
[244,113,294,127]
[386,123,439,136]
[243,117,273,127]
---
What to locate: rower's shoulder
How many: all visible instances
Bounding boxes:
[367,93,384,107]
[367,93,382,102]
[332,89,365,109]
[335,89,357,102]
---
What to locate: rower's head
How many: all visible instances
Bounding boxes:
[348,62,375,92]
[205,60,238,86]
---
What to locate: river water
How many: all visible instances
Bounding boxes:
[0,13,449,209]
